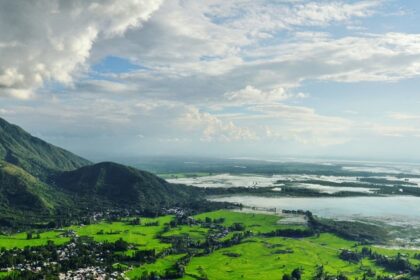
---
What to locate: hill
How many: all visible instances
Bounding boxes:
[0,118,212,228]
[0,161,58,226]
[0,118,90,179]
[51,162,201,213]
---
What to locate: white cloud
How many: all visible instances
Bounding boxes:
[224,85,303,106]
[205,0,380,38]
[253,103,353,146]
[0,0,162,98]
[370,124,420,138]
[389,113,420,121]
[81,79,138,94]
[86,3,420,113]
[177,106,257,142]
[4,0,420,159]
[1,0,409,98]
[92,0,383,78]
[242,32,420,83]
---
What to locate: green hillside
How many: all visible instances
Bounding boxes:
[0,161,57,226]
[52,162,200,212]
[0,118,90,179]
[0,118,207,228]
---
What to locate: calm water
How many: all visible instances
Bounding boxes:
[210,195,420,226]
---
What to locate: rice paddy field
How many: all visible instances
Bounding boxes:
[0,210,419,279]
[184,234,381,280]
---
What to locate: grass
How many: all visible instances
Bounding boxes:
[194,210,306,234]
[0,216,173,252]
[0,231,69,249]
[0,272,11,279]
[161,225,209,241]
[1,210,419,280]
[69,216,173,252]
[126,254,186,279]
[184,234,387,280]
[369,246,420,265]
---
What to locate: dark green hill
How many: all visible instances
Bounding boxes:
[0,118,90,179]
[0,118,216,229]
[0,161,61,226]
[52,162,200,212]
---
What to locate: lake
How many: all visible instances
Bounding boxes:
[210,195,420,226]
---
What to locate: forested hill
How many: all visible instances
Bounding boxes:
[0,118,91,179]
[51,162,200,212]
[0,118,207,229]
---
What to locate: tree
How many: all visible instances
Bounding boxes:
[114,238,129,251]
[282,274,292,280]
[314,265,325,279]
[291,268,302,280]
[337,273,349,280]
[26,232,33,240]
[130,217,141,225]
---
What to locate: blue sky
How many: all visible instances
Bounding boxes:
[1,0,420,161]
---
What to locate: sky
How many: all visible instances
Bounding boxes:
[1,0,420,162]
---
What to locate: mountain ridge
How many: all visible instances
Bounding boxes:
[51,161,200,212]
[0,117,91,179]
[0,118,207,229]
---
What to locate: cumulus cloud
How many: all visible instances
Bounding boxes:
[92,0,382,77]
[207,0,380,37]
[240,32,420,84]
[245,103,353,146]
[88,1,420,111]
[0,0,162,98]
[1,0,405,99]
[224,85,304,106]
[3,0,420,158]
[177,106,257,142]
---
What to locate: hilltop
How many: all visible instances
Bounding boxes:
[52,161,200,213]
[0,118,206,228]
[0,118,90,179]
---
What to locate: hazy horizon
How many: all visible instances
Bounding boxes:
[2,1,420,161]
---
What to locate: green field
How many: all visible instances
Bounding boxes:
[0,216,173,252]
[68,216,173,253]
[185,235,367,279]
[1,210,418,279]
[195,210,307,233]
[126,254,186,279]
[0,231,70,249]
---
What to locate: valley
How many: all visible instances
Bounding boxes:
[2,210,420,279]
[3,1,420,279]
[1,118,420,279]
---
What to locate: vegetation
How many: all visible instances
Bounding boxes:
[1,117,419,279]
[51,162,204,213]
[0,117,90,179]
[0,118,225,229]
[0,210,419,279]
[0,161,74,227]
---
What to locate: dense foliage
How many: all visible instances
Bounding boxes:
[0,118,90,179]
[0,118,215,229]
[51,162,202,212]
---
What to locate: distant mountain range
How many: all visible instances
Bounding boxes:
[0,118,204,229]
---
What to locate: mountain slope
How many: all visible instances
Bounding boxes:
[0,161,59,226]
[52,162,200,212]
[0,118,91,179]
[0,117,210,229]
